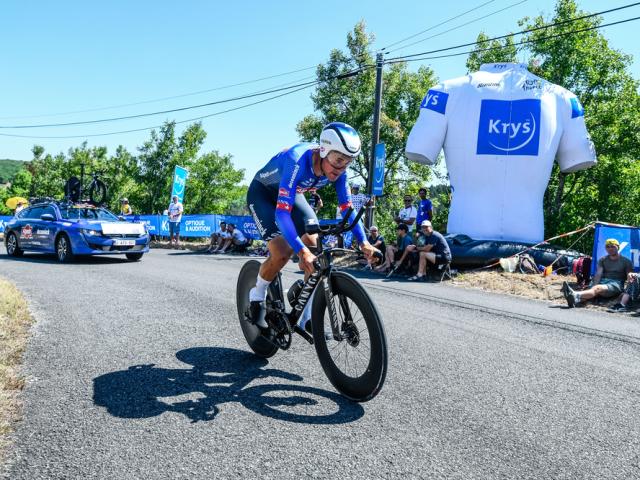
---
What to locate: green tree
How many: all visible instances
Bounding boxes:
[186,151,245,214]
[297,21,438,227]
[518,0,640,239]
[465,33,518,72]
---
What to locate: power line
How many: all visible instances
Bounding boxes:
[0,79,324,129]
[385,15,640,65]
[0,65,320,121]
[0,66,372,139]
[380,0,497,51]
[384,0,527,55]
[386,1,640,62]
[0,85,316,140]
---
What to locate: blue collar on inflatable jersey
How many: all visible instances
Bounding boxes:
[479,63,529,73]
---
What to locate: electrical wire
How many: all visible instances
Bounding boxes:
[0,66,372,139]
[0,65,320,121]
[380,0,497,52]
[384,0,527,55]
[386,2,640,62]
[385,15,640,64]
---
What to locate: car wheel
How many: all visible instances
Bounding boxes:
[125,252,144,262]
[5,232,23,257]
[56,234,74,263]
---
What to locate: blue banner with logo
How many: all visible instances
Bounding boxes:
[171,166,189,203]
[135,214,262,240]
[591,222,640,275]
[372,143,386,196]
[0,215,11,234]
[476,99,541,156]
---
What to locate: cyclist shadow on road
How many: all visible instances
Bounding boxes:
[93,347,364,425]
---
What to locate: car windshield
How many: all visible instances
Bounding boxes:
[59,207,119,221]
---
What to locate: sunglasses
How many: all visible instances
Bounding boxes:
[325,155,353,170]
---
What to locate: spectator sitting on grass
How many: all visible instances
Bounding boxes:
[364,225,385,270]
[215,223,249,254]
[207,221,228,253]
[375,223,413,274]
[608,272,640,313]
[562,238,632,308]
[408,220,452,281]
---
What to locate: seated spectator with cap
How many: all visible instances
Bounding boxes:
[120,198,133,216]
[375,223,413,274]
[408,220,452,281]
[562,238,632,308]
[364,225,385,270]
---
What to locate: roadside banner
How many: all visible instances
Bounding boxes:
[171,166,189,203]
[372,143,386,196]
[0,215,11,234]
[591,221,640,274]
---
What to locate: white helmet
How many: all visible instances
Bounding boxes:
[319,122,361,159]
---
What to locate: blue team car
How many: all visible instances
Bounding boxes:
[4,200,150,262]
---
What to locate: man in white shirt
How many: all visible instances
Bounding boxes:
[395,194,417,233]
[216,223,249,254]
[406,62,596,244]
[167,195,184,248]
[207,221,229,253]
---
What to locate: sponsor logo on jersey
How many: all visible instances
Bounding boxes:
[258,168,278,179]
[420,89,448,115]
[278,187,290,198]
[570,97,584,118]
[276,201,292,212]
[477,82,500,88]
[476,99,541,156]
[288,164,300,188]
[522,79,542,91]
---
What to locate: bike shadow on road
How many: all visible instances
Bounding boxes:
[93,346,364,425]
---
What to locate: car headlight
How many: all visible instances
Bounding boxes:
[82,229,101,236]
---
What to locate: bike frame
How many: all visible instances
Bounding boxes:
[274,207,367,342]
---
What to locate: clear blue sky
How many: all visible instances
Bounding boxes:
[1,0,638,182]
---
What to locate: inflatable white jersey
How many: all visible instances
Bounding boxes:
[406,63,596,243]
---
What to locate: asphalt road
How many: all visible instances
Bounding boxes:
[1,247,640,479]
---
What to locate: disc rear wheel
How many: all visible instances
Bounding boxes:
[236,260,279,358]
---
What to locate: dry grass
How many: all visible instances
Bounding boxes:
[0,277,34,461]
[452,270,619,310]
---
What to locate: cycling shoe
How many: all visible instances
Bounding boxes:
[249,301,268,329]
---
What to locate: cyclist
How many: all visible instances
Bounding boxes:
[246,122,379,328]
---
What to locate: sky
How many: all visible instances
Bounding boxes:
[1,0,638,183]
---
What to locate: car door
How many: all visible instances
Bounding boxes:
[18,206,43,250]
[33,206,57,251]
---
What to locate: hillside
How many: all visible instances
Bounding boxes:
[0,159,27,183]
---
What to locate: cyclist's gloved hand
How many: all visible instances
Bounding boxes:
[298,247,317,277]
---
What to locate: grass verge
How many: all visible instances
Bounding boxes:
[0,277,34,462]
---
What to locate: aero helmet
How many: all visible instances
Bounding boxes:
[319,122,361,159]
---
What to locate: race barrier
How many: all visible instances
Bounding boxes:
[124,214,262,240]
[0,216,11,234]
[591,221,640,274]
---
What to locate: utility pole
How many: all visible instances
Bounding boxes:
[366,52,384,229]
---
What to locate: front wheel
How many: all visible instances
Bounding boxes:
[89,179,107,205]
[56,234,74,263]
[236,260,278,358]
[311,271,388,402]
[5,232,23,257]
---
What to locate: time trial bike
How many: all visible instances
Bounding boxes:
[236,207,387,402]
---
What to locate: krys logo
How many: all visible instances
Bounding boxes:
[420,89,448,115]
[173,173,186,195]
[476,99,541,156]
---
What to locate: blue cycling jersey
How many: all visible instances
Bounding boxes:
[253,142,366,252]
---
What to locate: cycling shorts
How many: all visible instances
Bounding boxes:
[247,180,317,244]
